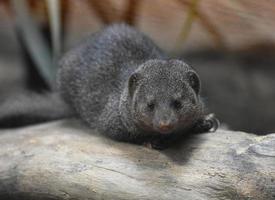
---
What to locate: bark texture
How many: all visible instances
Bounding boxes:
[0,119,274,200]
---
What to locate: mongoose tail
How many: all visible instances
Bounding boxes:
[0,92,73,128]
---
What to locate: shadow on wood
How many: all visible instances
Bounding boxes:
[0,119,274,200]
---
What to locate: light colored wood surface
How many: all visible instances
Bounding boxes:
[0,119,274,200]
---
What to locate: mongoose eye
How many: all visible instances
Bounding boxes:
[147,102,155,111]
[187,71,200,94]
[171,100,182,110]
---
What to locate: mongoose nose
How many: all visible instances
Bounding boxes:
[158,121,173,132]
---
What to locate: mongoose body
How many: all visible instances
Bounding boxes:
[0,24,217,149]
[57,24,217,148]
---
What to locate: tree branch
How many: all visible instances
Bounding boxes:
[0,119,274,199]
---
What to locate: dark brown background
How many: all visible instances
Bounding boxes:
[0,0,274,133]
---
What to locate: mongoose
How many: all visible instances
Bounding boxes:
[0,24,218,149]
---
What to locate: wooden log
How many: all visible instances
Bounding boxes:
[0,119,274,200]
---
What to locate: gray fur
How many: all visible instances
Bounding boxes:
[0,92,73,128]
[58,24,215,147]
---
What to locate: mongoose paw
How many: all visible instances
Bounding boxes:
[205,113,220,132]
[193,113,220,133]
[143,141,153,149]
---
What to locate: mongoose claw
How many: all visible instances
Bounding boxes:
[143,141,153,149]
[205,113,220,132]
[193,113,219,134]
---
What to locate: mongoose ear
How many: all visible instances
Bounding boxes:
[187,71,200,94]
[128,73,140,97]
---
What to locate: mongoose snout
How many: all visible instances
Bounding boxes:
[157,121,174,134]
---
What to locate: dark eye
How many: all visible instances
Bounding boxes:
[147,102,155,111]
[171,100,182,110]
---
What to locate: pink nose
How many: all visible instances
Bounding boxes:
[159,121,172,131]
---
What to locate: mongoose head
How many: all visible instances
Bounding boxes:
[128,59,204,134]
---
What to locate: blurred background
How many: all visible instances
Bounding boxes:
[0,0,274,134]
